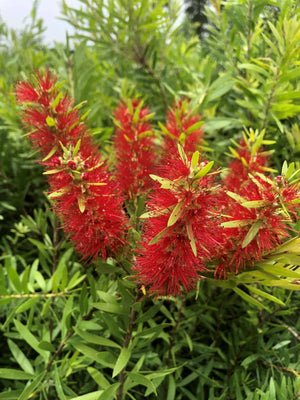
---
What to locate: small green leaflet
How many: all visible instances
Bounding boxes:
[158,121,177,139]
[177,143,188,166]
[149,174,175,189]
[191,150,199,169]
[185,121,203,134]
[242,220,263,248]
[140,208,169,219]
[149,226,171,245]
[241,200,267,208]
[186,222,197,256]
[73,139,81,157]
[226,191,247,204]
[46,116,56,127]
[42,145,58,161]
[221,219,253,228]
[51,92,63,109]
[167,201,185,227]
[112,347,131,377]
[43,169,64,175]
[48,186,70,199]
[193,161,214,179]
[77,196,86,213]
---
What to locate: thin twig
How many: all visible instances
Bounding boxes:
[46,307,95,372]
[0,291,68,300]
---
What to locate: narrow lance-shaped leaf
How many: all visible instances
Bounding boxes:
[194,161,214,179]
[191,150,199,169]
[177,143,188,166]
[73,139,82,157]
[186,222,197,256]
[242,220,263,248]
[167,200,185,227]
[112,347,131,378]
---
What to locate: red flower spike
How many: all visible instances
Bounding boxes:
[135,145,224,296]
[113,99,157,199]
[215,170,300,278]
[16,71,129,261]
[224,130,272,193]
[162,100,204,156]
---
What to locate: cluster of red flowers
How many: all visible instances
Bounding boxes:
[16,71,128,261]
[113,99,157,199]
[16,71,300,296]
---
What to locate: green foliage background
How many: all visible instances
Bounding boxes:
[0,0,299,399]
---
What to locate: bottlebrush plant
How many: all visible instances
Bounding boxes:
[16,71,300,300]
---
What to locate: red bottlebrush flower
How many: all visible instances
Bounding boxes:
[113,99,157,199]
[16,71,128,261]
[224,133,271,193]
[215,171,300,278]
[135,145,223,296]
[162,100,204,156]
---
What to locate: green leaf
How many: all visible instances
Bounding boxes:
[185,121,203,134]
[93,302,124,315]
[73,139,82,157]
[38,341,56,352]
[13,319,49,360]
[51,92,63,109]
[97,383,120,400]
[256,263,300,278]
[242,220,263,248]
[158,121,177,140]
[54,365,67,400]
[69,391,104,400]
[78,196,86,213]
[281,160,288,176]
[177,143,188,166]
[75,328,121,349]
[233,287,270,311]
[167,201,185,227]
[186,222,197,256]
[246,285,285,306]
[14,298,39,314]
[193,161,214,179]
[43,168,64,175]
[221,220,253,228]
[42,145,58,161]
[112,347,131,377]
[149,175,175,190]
[73,343,116,368]
[7,340,34,375]
[0,391,22,399]
[87,367,110,389]
[226,191,247,204]
[241,200,267,208]
[46,116,56,127]
[241,354,260,367]
[149,226,171,245]
[167,375,176,400]
[0,368,34,380]
[127,372,157,395]
[191,151,199,169]
[18,372,46,400]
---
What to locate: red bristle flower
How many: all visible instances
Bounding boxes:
[16,71,128,261]
[215,171,300,277]
[135,145,223,296]
[224,137,270,192]
[162,100,204,156]
[113,99,157,199]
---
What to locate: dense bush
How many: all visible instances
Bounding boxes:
[0,1,300,399]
